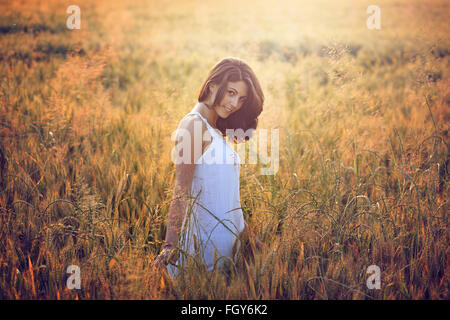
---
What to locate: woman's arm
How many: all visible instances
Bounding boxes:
[164,162,195,248]
[153,116,208,268]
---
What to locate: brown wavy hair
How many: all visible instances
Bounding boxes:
[198,57,264,143]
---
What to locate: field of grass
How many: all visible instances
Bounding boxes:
[0,0,448,299]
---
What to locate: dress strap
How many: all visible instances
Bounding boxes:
[185,111,222,138]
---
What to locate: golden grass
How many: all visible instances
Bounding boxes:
[0,0,448,299]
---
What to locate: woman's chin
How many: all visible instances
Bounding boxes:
[217,109,231,119]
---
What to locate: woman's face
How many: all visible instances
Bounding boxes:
[212,81,248,119]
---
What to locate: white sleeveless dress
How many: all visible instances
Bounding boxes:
[167,111,245,278]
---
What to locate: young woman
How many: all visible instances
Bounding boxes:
[154,57,264,277]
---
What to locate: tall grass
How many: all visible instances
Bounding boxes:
[0,0,448,299]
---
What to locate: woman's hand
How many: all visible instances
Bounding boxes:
[242,221,264,251]
[239,221,264,264]
[153,243,178,271]
[253,234,264,250]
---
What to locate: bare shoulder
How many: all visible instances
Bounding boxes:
[175,113,212,156]
[176,114,210,142]
[178,113,207,132]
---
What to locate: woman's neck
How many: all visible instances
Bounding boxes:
[193,102,219,129]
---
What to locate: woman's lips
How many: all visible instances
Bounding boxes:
[224,106,232,113]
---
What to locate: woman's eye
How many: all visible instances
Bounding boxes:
[228,91,235,96]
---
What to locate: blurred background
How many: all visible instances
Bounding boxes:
[0,0,448,299]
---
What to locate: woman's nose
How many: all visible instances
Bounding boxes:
[231,96,238,107]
